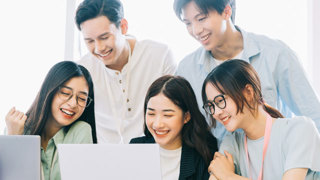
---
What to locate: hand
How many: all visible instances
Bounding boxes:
[208,151,235,180]
[5,107,27,135]
[209,173,219,180]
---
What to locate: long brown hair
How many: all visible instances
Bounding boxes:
[24,61,97,143]
[202,59,283,126]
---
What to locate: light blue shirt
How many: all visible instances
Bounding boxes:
[219,116,320,179]
[176,27,320,142]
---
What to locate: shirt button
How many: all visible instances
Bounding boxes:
[127,99,129,103]
[128,108,131,111]
[119,80,122,84]
[115,72,119,75]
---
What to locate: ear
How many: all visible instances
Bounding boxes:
[183,112,191,124]
[242,84,254,103]
[223,5,232,20]
[120,18,128,35]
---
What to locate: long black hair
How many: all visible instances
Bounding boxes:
[202,59,283,126]
[24,61,97,143]
[144,75,218,166]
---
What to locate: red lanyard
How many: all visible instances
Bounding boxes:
[244,115,273,180]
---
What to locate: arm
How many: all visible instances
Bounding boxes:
[275,44,320,129]
[208,151,250,180]
[5,107,27,135]
[282,168,308,180]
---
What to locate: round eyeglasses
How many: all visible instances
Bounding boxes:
[203,94,226,115]
[57,86,92,108]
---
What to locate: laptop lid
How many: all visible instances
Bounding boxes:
[58,144,162,180]
[0,135,41,180]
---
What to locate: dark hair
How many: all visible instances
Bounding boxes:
[144,75,218,166]
[202,59,284,126]
[173,0,236,23]
[24,61,97,143]
[75,0,124,30]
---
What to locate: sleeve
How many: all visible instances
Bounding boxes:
[69,121,93,144]
[219,132,241,174]
[283,117,320,172]
[275,43,320,130]
[162,47,177,75]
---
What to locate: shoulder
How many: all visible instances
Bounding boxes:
[176,46,204,75]
[135,39,171,52]
[278,116,316,131]
[67,121,92,137]
[129,136,155,144]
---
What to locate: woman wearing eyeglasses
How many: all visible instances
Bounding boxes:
[5,61,97,180]
[130,75,218,180]
[202,60,320,180]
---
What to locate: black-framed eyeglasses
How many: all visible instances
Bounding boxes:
[57,86,92,108]
[203,94,226,115]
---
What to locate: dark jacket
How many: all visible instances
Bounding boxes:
[130,136,210,180]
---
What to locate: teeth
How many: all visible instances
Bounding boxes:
[100,49,112,57]
[155,130,168,135]
[61,109,75,116]
[200,34,209,41]
[222,116,230,122]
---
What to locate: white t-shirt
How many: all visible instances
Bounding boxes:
[213,50,244,66]
[219,116,320,179]
[160,147,182,180]
[78,40,177,144]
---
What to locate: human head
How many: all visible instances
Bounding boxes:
[144,75,217,165]
[75,0,128,70]
[202,59,283,127]
[25,61,97,143]
[173,0,236,23]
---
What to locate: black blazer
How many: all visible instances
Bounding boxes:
[130,136,210,180]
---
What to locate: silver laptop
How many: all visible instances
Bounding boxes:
[58,144,162,180]
[0,135,41,180]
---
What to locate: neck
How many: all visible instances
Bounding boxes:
[41,115,62,148]
[106,39,134,72]
[241,106,272,140]
[210,21,243,60]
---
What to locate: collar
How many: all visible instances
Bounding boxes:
[236,26,261,62]
[179,143,196,178]
[197,26,261,67]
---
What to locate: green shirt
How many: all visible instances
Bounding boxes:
[41,121,93,180]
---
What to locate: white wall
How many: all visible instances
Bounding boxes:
[0,0,317,133]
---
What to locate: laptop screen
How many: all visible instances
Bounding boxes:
[58,144,162,180]
[0,135,41,180]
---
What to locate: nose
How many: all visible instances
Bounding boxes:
[192,23,203,37]
[152,115,163,129]
[94,40,105,54]
[67,95,78,108]
[214,105,224,115]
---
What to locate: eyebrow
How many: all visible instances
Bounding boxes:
[84,32,110,41]
[61,85,88,96]
[182,12,205,22]
[146,107,175,112]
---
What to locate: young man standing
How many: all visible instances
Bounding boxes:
[76,0,176,144]
[173,0,320,142]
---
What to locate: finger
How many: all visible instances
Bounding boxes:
[12,110,21,118]
[7,107,16,116]
[224,150,234,164]
[21,114,27,123]
[17,112,25,120]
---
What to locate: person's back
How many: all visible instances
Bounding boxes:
[75,0,176,143]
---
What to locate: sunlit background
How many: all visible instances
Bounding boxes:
[0,0,319,133]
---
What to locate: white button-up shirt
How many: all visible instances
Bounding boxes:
[78,40,177,143]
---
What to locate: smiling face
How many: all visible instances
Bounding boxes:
[205,82,250,132]
[80,16,128,70]
[49,76,89,129]
[181,1,228,52]
[146,93,190,150]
